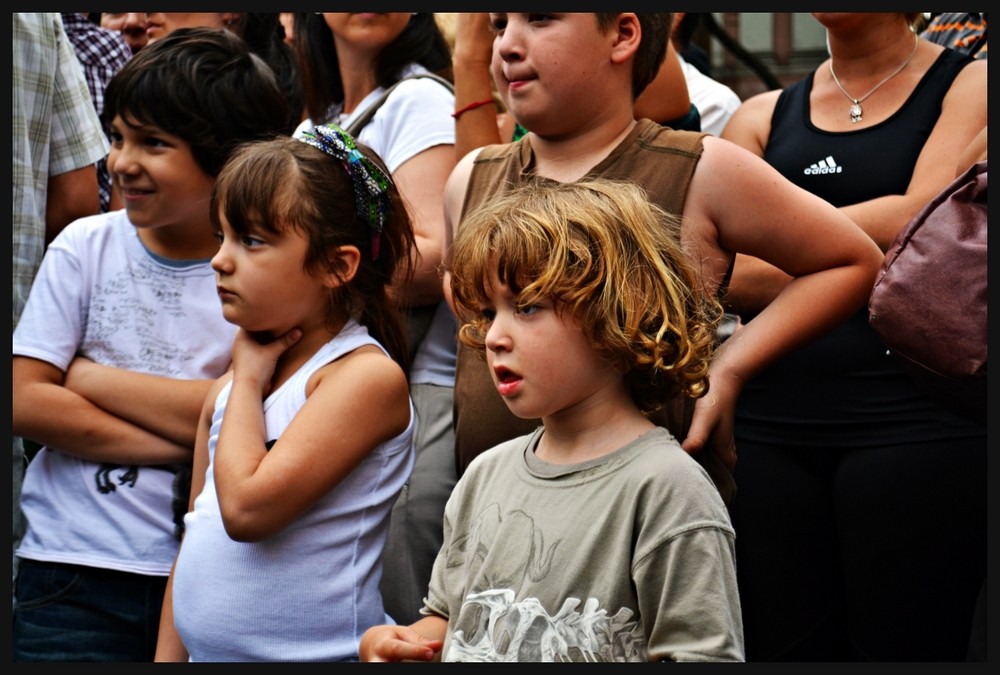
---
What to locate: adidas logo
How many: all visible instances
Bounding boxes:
[804,156,843,175]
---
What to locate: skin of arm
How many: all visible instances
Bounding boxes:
[722,59,988,317]
[955,125,987,176]
[153,549,187,661]
[678,136,884,467]
[13,355,191,465]
[154,544,187,661]
[46,163,100,244]
[359,615,447,662]
[838,60,987,248]
[154,375,223,662]
[212,328,411,542]
[63,356,218,447]
[390,143,455,306]
[716,90,793,316]
[440,149,478,316]
[451,12,504,160]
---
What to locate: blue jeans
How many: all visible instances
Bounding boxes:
[13,558,167,661]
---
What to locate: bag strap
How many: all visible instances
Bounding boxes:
[344,72,455,137]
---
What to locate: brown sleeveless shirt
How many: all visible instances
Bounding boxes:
[453,119,735,504]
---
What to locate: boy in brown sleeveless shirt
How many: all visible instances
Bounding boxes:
[442,13,882,490]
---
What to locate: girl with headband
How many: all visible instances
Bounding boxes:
[155,126,417,662]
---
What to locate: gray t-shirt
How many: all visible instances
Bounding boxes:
[423,427,744,662]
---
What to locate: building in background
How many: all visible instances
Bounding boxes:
[690,13,829,101]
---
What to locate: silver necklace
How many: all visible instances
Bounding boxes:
[828,32,919,123]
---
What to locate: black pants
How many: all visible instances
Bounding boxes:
[731,435,986,661]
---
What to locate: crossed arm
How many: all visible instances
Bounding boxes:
[12,355,213,465]
[721,59,988,317]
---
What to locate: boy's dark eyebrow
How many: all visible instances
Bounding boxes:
[116,117,174,137]
[113,112,158,131]
[123,120,155,131]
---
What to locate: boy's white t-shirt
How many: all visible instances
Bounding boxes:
[679,56,743,137]
[13,209,236,575]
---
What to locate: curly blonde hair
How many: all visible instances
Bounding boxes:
[448,178,722,412]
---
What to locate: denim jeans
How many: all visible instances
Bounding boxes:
[13,558,167,661]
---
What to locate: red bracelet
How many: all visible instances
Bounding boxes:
[452,98,495,119]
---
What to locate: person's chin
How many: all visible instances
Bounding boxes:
[500,397,543,421]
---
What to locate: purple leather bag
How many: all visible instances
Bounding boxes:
[869,160,987,424]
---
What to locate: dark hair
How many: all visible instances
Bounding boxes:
[674,13,700,49]
[294,12,453,123]
[211,135,417,372]
[230,13,304,133]
[596,13,672,99]
[103,26,290,177]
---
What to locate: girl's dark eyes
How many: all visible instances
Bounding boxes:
[212,231,265,248]
[241,235,266,248]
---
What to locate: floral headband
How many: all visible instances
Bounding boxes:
[297,124,391,259]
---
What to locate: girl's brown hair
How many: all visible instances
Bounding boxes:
[211,135,417,373]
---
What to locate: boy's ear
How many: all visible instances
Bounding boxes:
[609,13,642,65]
[322,245,362,289]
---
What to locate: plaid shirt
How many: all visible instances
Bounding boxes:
[13,13,108,327]
[60,13,132,212]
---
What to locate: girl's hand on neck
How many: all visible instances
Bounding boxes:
[230,327,303,398]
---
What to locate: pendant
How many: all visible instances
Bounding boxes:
[850,102,863,123]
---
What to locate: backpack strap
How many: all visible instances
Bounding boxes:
[339,73,454,361]
[344,73,454,137]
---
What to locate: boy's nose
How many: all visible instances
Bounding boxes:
[495,24,523,62]
[484,316,511,353]
[108,145,139,176]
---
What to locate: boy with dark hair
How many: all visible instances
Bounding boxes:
[12,27,290,661]
[443,12,884,487]
[595,12,672,97]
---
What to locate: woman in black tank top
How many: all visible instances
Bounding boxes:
[720,12,987,662]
